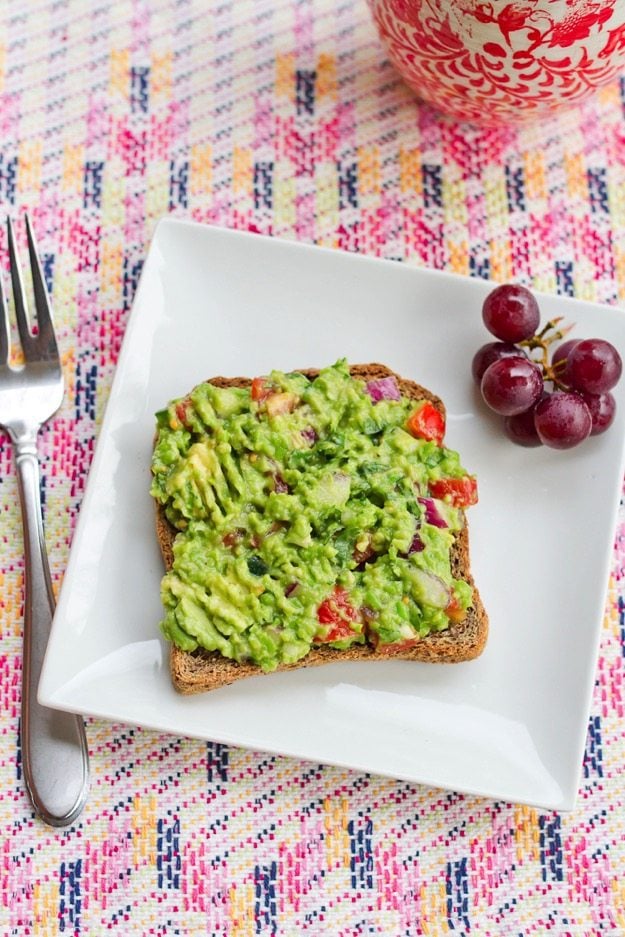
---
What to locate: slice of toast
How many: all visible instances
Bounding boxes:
[155,363,488,694]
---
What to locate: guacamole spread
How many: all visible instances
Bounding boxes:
[150,360,478,672]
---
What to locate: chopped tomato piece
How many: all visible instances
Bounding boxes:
[407,401,445,446]
[173,398,192,428]
[372,637,420,655]
[317,587,356,624]
[251,377,273,402]
[366,620,419,653]
[316,586,359,643]
[265,392,298,417]
[252,378,298,414]
[445,594,468,624]
[222,528,245,548]
[429,476,478,508]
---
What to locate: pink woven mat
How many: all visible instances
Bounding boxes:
[1,1,624,933]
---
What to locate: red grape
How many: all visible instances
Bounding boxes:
[503,401,544,447]
[579,390,616,436]
[533,392,592,449]
[471,341,526,385]
[482,284,540,343]
[475,282,621,450]
[551,339,579,375]
[481,356,543,416]
[565,338,622,394]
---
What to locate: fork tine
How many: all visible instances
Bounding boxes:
[0,270,9,366]
[7,216,37,359]
[24,213,59,360]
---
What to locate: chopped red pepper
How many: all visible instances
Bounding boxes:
[429,476,478,508]
[407,401,445,445]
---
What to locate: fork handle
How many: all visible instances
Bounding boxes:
[15,435,90,826]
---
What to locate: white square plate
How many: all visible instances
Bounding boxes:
[39,218,625,810]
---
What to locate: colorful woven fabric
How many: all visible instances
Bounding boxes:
[1,1,625,933]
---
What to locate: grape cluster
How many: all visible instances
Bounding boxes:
[473,284,622,449]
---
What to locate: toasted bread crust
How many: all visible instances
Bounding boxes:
[155,364,488,693]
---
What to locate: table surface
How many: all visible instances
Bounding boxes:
[1,1,624,934]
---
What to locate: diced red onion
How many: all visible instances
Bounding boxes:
[365,376,401,403]
[301,426,318,444]
[418,497,448,529]
[274,474,289,493]
[407,533,425,554]
[332,472,351,501]
[284,582,299,597]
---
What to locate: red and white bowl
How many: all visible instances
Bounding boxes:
[367,0,625,124]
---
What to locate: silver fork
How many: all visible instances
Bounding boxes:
[0,215,89,826]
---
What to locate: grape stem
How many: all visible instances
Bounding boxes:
[519,317,575,391]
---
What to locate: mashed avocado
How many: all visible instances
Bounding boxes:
[151,360,477,672]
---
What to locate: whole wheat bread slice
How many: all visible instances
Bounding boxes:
[155,363,488,693]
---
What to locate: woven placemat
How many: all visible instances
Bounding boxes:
[0,1,624,933]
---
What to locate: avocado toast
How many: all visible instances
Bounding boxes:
[151,362,488,694]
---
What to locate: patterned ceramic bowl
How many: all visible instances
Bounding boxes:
[366,0,625,124]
